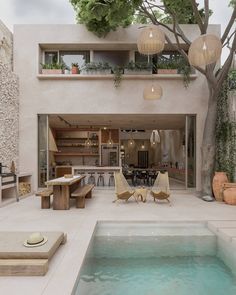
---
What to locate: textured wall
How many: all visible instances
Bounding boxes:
[0,62,19,170]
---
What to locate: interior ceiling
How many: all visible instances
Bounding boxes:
[49,114,186,130]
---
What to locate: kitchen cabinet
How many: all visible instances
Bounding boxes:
[101,129,119,143]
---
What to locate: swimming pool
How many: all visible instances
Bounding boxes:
[73,222,236,295]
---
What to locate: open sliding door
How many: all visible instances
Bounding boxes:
[185,115,196,188]
[38,114,49,188]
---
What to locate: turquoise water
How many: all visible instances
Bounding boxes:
[74,223,236,295]
[76,256,236,295]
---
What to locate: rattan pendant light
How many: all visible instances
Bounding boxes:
[85,131,92,147]
[107,129,113,147]
[150,130,160,145]
[188,34,222,67]
[143,83,163,100]
[137,26,165,55]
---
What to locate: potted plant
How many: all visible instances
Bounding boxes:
[82,62,112,75]
[71,63,80,74]
[124,61,152,75]
[98,62,112,75]
[41,63,64,74]
[64,65,70,75]
[157,56,179,74]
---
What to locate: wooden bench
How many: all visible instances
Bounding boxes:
[71,184,95,208]
[35,189,53,209]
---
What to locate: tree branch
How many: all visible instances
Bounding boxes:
[190,0,205,33]
[221,5,236,44]
[217,33,236,87]
[140,3,191,45]
[222,29,236,48]
[203,0,209,32]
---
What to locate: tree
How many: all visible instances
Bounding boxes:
[70,0,236,196]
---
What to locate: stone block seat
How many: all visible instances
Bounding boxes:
[0,231,66,276]
[71,184,95,208]
[35,188,53,209]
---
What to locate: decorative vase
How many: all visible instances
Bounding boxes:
[212,172,228,201]
[223,188,236,205]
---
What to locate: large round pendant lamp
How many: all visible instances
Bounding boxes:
[137,26,165,56]
[143,84,163,100]
[188,34,222,67]
[150,130,160,145]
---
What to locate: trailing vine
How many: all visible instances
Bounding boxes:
[215,70,236,181]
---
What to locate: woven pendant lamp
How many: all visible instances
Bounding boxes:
[137,26,165,55]
[143,84,163,100]
[188,34,222,67]
[107,130,114,147]
[150,130,160,145]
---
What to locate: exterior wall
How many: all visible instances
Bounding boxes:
[13,24,221,190]
[0,21,19,170]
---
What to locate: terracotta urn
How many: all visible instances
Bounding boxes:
[224,188,236,205]
[212,172,228,202]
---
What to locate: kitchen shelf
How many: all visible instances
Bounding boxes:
[54,153,99,156]
[57,145,99,147]
[57,138,98,141]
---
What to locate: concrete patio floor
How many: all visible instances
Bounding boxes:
[0,189,236,295]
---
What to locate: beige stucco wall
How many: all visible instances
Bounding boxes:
[13,24,221,190]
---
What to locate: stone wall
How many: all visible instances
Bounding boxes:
[0,20,19,170]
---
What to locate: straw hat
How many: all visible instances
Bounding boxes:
[23,232,48,248]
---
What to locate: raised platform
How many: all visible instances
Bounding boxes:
[0,231,66,276]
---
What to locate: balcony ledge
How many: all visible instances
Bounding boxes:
[37,74,198,80]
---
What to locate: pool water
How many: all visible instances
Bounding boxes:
[77,256,236,295]
[73,223,236,295]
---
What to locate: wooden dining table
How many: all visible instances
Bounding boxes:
[45,175,85,210]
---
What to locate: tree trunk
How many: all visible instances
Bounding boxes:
[201,85,218,196]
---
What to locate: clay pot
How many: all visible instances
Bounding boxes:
[71,66,79,74]
[224,188,236,205]
[212,172,228,202]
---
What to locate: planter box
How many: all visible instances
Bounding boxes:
[42,69,63,75]
[124,69,152,75]
[157,69,178,74]
[82,69,111,75]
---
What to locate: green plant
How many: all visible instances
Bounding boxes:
[113,66,123,88]
[82,61,112,71]
[215,72,236,181]
[98,61,112,70]
[71,63,79,67]
[228,70,236,90]
[156,56,179,69]
[177,57,192,88]
[156,56,191,87]
[125,61,152,71]
[41,63,64,70]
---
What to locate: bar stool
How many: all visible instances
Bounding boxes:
[108,172,115,186]
[88,172,96,185]
[97,172,105,186]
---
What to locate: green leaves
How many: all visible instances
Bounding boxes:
[69,0,142,37]
[215,71,236,181]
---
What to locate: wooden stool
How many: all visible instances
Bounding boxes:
[35,189,53,209]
